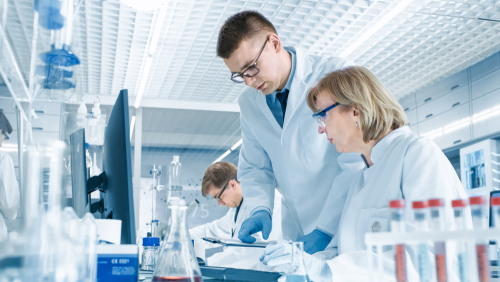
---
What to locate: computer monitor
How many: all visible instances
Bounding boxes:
[101,89,136,244]
[70,128,89,217]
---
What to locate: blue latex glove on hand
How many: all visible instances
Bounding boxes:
[296,229,333,254]
[238,210,272,243]
[260,240,332,282]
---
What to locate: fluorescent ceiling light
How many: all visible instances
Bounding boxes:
[119,0,166,11]
[130,116,136,140]
[214,150,232,163]
[339,0,414,58]
[231,139,243,151]
[134,4,168,108]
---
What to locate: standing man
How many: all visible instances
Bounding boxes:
[217,11,364,255]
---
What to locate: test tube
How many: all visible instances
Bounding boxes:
[452,199,470,282]
[390,199,407,282]
[492,197,500,281]
[428,198,448,282]
[413,201,432,282]
[469,196,490,282]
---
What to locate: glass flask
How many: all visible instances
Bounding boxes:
[168,155,182,202]
[286,242,310,282]
[153,202,203,282]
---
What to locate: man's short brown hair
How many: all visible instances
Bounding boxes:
[201,161,238,197]
[217,11,277,59]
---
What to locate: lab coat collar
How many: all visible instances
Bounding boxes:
[369,126,412,165]
[257,47,312,133]
[282,46,312,131]
[362,126,412,183]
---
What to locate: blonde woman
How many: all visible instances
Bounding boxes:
[260,66,471,281]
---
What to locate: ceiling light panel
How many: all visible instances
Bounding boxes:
[3,0,500,104]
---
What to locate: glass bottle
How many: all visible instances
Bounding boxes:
[142,237,161,271]
[168,155,182,202]
[286,242,310,282]
[390,199,407,282]
[153,202,203,282]
[428,198,448,282]
[469,196,489,282]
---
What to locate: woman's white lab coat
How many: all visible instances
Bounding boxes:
[319,126,471,281]
[0,151,20,241]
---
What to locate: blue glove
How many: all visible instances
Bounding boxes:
[238,210,272,243]
[260,240,332,281]
[296,229,332,254]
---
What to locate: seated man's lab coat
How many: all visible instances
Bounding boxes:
[0,151,20,241]
[189,191,282,270]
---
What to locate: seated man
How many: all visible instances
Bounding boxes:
[189,161,281,269]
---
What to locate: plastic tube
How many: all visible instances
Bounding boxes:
[469,196,489,282]
[429,198,447,282]
[390,199,407,282]
[413,201,433,282]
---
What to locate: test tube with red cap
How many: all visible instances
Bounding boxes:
[413,201,432,282]
[428,198,448,282]
[469,196,489,282]
[452,199,470,282]
[390,199,407,282]
[492,197,500,228]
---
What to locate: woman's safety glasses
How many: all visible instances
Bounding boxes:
[312,102,340,129]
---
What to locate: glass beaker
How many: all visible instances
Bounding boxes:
[152,202,202,282]
[286,242,310,282]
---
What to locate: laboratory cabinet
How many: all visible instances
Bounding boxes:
[470,52,500,82]
[416,85,469,123]
[418,103,471,149]
[405,108,417,126]
[471,67,500,100]
[471,88,500,139]
[414,69,468,107]
[399,93,416,112]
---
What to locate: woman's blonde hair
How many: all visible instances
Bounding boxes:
[307,66,407,143]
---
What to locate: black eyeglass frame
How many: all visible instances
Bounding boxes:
[230,37,269,83]
[217,178,236,200]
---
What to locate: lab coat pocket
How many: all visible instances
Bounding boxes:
[298,115,333,165]
[357,208,390,250]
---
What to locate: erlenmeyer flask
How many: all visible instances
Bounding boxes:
[286,242,310,282]
[153,201,203,282]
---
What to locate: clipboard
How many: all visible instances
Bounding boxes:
[202,237,276,248]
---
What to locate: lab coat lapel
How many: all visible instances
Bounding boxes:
[282,47,313,132]
[257,93,282,132]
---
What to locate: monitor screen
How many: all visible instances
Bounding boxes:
[102,89,136,244]
[70,128,88,217]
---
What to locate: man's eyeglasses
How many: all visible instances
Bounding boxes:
[217,178,235,200]
[230,37,269,83]
[312,102,340,129]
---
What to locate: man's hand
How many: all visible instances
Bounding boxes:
[238,210,272,243]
